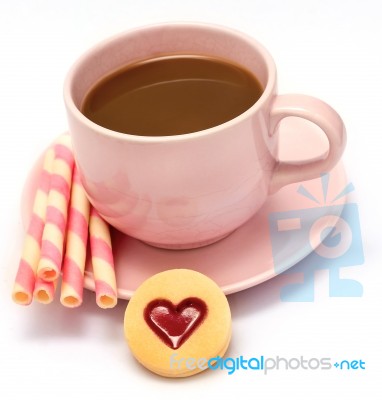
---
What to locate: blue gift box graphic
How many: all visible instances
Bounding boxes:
[269,174,364,302]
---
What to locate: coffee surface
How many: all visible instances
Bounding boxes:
[82,55,263,136]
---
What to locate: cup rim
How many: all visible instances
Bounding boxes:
[64,21,277,143]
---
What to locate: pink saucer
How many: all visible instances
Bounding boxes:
[22,119,348,299]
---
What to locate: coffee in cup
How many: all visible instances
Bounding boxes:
[64,23,346,249]
[81,54,263,136]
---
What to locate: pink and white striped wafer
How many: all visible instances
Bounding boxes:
[60,167,90,307]
[37,135,74,282]
[89,207,118,309]
[33,278,57,304]
[12,147,55,305]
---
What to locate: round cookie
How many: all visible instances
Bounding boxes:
[124,269,231,377]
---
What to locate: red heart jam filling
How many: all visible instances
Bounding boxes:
[144,298,207,349]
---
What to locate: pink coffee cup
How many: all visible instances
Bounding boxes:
[64,22,346,249]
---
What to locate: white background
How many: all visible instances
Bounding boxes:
[1,1,381,399]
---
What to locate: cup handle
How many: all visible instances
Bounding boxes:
[269,94,346,194]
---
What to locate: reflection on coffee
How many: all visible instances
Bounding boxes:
[82,55,263,136]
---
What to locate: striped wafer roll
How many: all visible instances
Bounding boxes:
[89,207,117,309]
[12,147,55,305]
[60,167,90,307]
[37,135,74,282]
[33,278,57,304]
